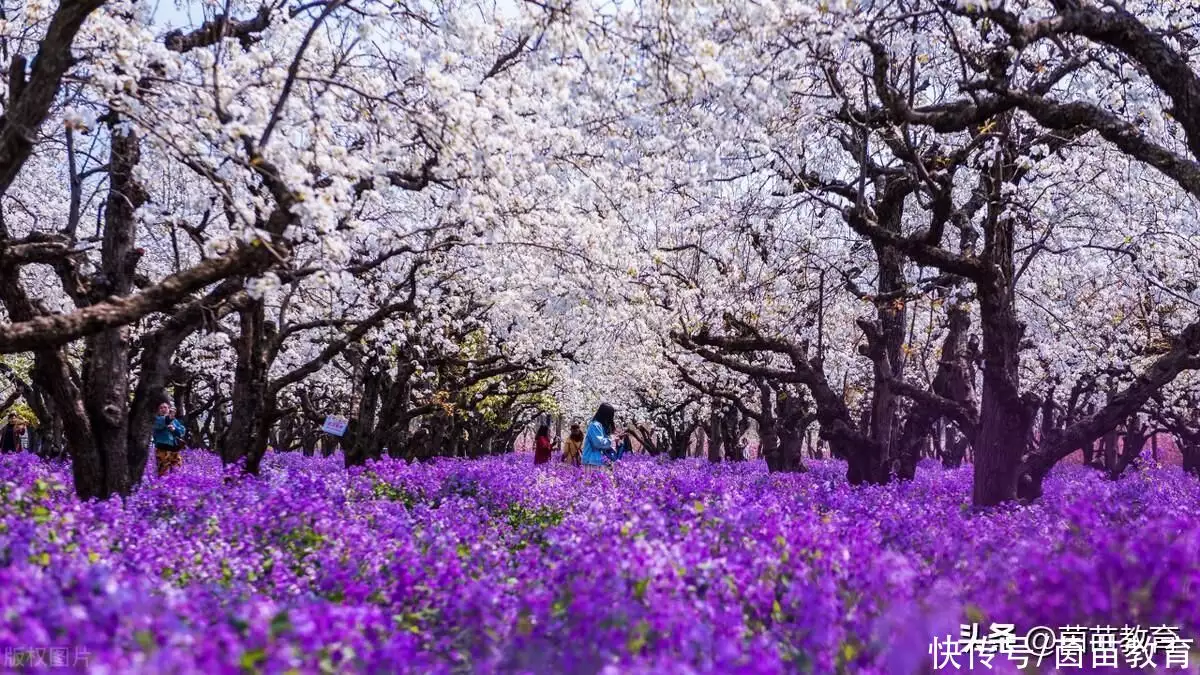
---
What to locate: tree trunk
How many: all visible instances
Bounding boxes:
[894,406,934,481]
[1101,429,1118,474]
[301,428,317,456]
[943,426,967,468]
[1097,382,1119,474]
[1183,438,1200,477]
[898,302,975,480]
[668,422,693,460]
[805,429,823,460]
[1110,416,1147,480]
[221,299,270,471]
[706,410,722,462]
[372,365,414,459]
[244,404,276,474]
[346,361,383,467]
[759,385,781,472]
[774,389,809,472]
[972,205,1034,506]
[932,419,945,464]
[779,426,807,471]
[973,377,1031,506]
[82,117,144,496]
[631,423,660,456]
[81,331,132,496]
[722,407,743,461]
[866,239,907,482]
[35,355,104,497]
[41,405,65,460]
[1,117,147,499]
[128,333,183,484]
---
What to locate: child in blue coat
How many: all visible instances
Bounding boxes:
[152,402,188,476]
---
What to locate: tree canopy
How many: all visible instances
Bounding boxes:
[1,0,1199,506]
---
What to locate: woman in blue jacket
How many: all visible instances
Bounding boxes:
[581,403,624,466]
[152,402,188,477]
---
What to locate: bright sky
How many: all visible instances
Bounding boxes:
[149,0,197,30]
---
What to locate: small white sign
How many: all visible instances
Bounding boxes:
[322,416,348,437]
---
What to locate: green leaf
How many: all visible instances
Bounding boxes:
[134,629,156,653]
[31,505,50,524]
[626,620,651,656]
[516,613,533,636]
[965,603,986,625]
[239,648,266,674]
[633,578,650,602]
[269,611,292,639]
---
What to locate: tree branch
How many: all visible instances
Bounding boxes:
[0,0,106,195]
[0,245,272,353]
[164,5,274,53]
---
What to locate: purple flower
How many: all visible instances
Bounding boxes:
[0,452,1196,673]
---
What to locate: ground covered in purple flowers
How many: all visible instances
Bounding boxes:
[1,452,1199,674]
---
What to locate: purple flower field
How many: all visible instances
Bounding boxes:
[1,452,1198,674]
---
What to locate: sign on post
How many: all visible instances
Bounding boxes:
[322,415,348,437]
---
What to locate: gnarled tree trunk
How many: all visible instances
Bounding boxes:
[221,299,270,472]
[706,409,722,463]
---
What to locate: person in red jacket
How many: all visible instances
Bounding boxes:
[533,424,552,465]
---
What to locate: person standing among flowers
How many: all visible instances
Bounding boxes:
[620,426,636,456]
[152,402,188,477]
[0,413,39,454]
[582,403,625,467]
[562,423,584,466]
[533,424,553,465]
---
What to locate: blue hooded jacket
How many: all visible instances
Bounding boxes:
[581,420,624,466]
[153,416,187,448]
